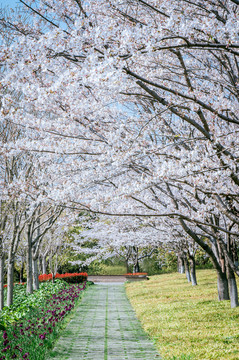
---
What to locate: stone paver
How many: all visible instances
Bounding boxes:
[49,284,161,360]
[88,275,126,283]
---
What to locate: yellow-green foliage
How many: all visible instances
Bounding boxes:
[88,263,127,275]
[98,264,127,275]
[125,269,239,360]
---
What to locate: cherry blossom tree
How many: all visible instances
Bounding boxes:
[0,0,238,308]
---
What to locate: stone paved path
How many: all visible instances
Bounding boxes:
[88,275,126,283]
[49,284,161,360]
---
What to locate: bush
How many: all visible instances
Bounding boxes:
[0,280,87,359]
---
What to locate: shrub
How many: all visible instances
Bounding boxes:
[0,281,87,359]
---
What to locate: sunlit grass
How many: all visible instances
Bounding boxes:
[125,269,239,360]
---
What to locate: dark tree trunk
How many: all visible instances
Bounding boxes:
[217,270,230,301]
[132,246,140,273]
[39,256,43,274]
[32,255,39,290]
[189,254,197,286]
[226,234,239,307]
[133,261,140,273]
[227,266,238,308]
[49,252,55,283]
[179,218,230,301]
[6,257,14,307]
[54,253,58,275]
[126,259,130,273]
[27,225,33,294]
[177,255,185,274]
[0,253,5,310]
[42,254,47,274]
[177,255,181,273]
[20,261,24,283]
[184,256,191,282]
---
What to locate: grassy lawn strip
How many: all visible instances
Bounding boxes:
[125,269,239,360]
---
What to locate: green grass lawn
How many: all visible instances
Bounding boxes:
[125,269,239,360]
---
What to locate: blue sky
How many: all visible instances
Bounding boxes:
[0,0,20,9]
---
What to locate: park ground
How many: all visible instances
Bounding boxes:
[1,269,238,360]
[49,283,160,360]
[126,269,239,360]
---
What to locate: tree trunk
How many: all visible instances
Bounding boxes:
[0,253,5,310]
[189,255,197,286]
[184,256,191,282]
[226,235,239,308]
[27,226,33,294]
[39,256,42,274]
[178,255,185,274]
[49,252,54,283]
[133,260,140,273]
[132,246,140,273]
[177,255,181,272]
[227,266,238,308]
[54,253,58,276]
[42,254,47,274]
[125,259,130,273]
[32,255,39,290]
[49,253,53,274]
[217,270,230,301]
[179,219,231,302]
[6,255,14,307]
[20,261,24,283]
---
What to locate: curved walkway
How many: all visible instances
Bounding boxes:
[49,284,161,360]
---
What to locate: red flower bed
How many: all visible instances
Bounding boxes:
[55,272,88,284]
[124,272,148,276]
[39,272,88,284]
[4,282,26,288]
[124,272,148,281]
